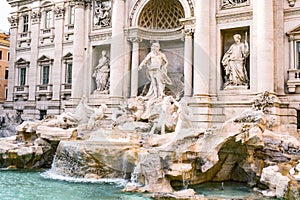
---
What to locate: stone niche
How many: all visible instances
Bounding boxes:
[91,45,111,94]
[137,40,184,98]
[221,26,250,90]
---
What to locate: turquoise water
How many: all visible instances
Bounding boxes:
[0,169,150,200]
[0,169,277,200]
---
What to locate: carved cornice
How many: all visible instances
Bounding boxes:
[8,15,19,27]
[126,27,183,41]
[284,7,300,17]
[216,11,252,24]
[7,0,34,7]
[89,32,112,41]
[54,6,65,19]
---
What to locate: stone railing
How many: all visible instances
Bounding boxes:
[60,83,72,100]
[287,69,300,93]
[13,85,29,100]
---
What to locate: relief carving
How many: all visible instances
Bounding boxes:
[94,0,111,28]
[221,0,249,9]
[8,16,19,27]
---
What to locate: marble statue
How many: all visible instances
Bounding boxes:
[92,50,110,94]
[94,1,111,28]
[138,42,172,99]
[87,104,107,130]
[222,33,249,87]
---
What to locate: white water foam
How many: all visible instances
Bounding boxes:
[41,170,128,187]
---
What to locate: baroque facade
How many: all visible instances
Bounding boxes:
[4,0,300,130]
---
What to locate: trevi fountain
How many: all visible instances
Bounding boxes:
[1,43,299,199]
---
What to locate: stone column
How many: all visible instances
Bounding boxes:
[6,15,18,102]
[52,6,65,101]
[128,37,142,97]
[253,0,274,92]
[71,1,85,100]
[110,0,125,97]
[28,11,41,101]
[184,23,194,96]
[193,0,210,97]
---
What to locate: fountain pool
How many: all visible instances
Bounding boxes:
[0,169,150,200]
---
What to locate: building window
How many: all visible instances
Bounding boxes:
[42,65,50,84]
[5,68,8,80]
[7,52,10,61]
[297,42,300,69]
[23,15,29,32]
[39,110,47,120]
[20,68,26,86]
[45,10,52,29]
[70,6,75,25]
[0,51,2,60]
[66,63,72,84]
[5,87,8,99]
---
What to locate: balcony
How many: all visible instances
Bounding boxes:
[13,85,29,100]
[287,69,300,93]
[36,84,53,100]
[17,31,31,48]
[61,83,72,100]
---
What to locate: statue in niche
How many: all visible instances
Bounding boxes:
[94,0,111,28]
[222,33,249,88]
[138,42,172,99]
[92,50,110,94]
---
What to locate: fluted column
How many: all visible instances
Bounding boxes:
[52,6,65,101]
[253,0,274,92]
[71,1,85,99]
[193,0,210,97]
[110,0,125,97]
[129,37,142,97]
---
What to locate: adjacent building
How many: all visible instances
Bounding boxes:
[4,0,300,131]
[0,32,9,104]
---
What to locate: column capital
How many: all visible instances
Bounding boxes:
[128,37,142,43]
[8,15,18,28]
[31,11,41,24]
[54,6,65,19]
[180,17,195,37]
[73,0,86,8]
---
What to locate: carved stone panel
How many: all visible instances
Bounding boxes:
[221,0,249,9]
[93,0,112,29]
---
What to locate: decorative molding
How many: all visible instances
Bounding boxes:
[180,17,195,37]
[8,15,19,27]
[221,0,250,9]
[54,6,65,19]
[287,0,297,7]
[284,8,300,17]
[31,11,41,23]
[89,32,112,41]
[216,11,252,24]
[73,0,86,7]
[127,37,142,43]
[125,27,183,41]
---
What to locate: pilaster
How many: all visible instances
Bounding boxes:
[52,6,65,101]
[253,0,275,92]
[110,0,125,97]
[193,0,210,98]
[71,1,85,100]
